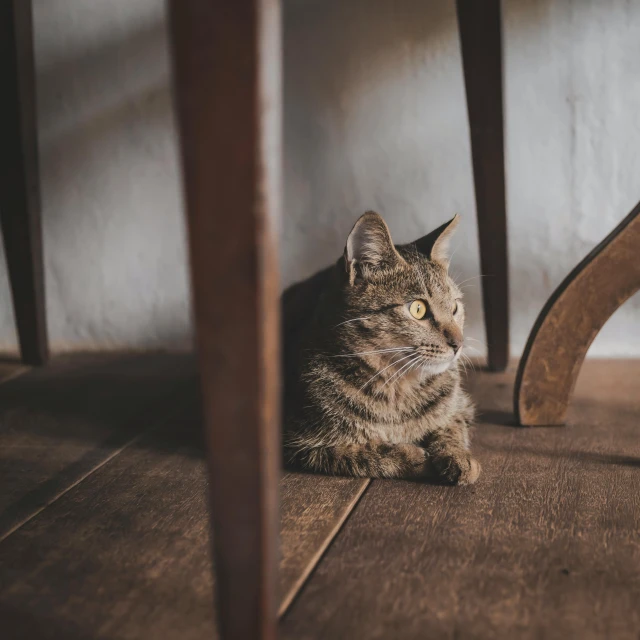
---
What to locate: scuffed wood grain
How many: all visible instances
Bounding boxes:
[515,203,640,425]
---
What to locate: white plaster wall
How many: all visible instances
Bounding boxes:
[0,0,638,357]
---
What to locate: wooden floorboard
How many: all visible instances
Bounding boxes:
[0,353,197,541]
[282,360,640,640]
[0,408,213,640]
[279,474,369,615]
[0,361,28,385]
[0,354,367,639]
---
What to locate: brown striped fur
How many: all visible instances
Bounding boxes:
[283,212,480,485]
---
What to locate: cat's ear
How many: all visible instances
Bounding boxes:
[414,215,459,267]
[344,211,404,284]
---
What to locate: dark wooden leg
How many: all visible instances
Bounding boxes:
[515,203,640,426]
[456,0,509,372]
[0,0,49,365]
[169,1,281,639]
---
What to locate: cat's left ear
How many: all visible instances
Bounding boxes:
[413,214,459,267]
[344,211,404,284]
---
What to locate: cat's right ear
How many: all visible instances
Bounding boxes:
[343,211,404,284]
[414,214,459,267]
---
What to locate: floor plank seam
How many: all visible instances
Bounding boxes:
[0,431,148,544]
[0,390,192,545]
[278,478,372,618]
[0,365,30,386]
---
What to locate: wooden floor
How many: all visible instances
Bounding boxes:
[1,355,638,639]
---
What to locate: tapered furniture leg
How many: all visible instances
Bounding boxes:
[0,0,49,365]
[456,0,509,372]
[169,1,282,639]
[515,202,640,426]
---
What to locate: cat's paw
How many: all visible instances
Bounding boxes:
[459,456,481,485]
[396,443,429,477]
[431,452,481,486]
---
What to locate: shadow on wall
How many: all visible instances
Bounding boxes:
[36,20,169,141]
[24,4,192,352]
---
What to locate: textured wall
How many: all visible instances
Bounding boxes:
[0,0,638,357]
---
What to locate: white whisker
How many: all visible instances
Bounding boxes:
[382,355,421,388]
[359,351,416,391]
[464,345,482,354]
[420,358,431,383]
[408,356,426,380]
[460,352,476,373]
[456,274,488,287]
[398,356,425,385]
[330,347,413,359]
[333,316,371,328]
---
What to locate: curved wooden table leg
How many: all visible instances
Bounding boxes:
[515,202,640,426]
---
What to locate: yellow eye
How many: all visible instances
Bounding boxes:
[409,299,427,320]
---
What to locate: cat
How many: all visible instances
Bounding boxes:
[282,211,480,485]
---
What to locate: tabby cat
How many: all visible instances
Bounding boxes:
[283,212,480,485]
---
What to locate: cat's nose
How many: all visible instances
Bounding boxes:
[448,340,462,354]
[444,329,463,353]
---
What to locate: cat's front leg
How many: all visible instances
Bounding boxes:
[421,418,481,486]
[285,440,430,479]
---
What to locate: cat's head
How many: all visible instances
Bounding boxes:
[339,211,465,377]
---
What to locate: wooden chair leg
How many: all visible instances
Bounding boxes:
[456,0,509,372]
[0,0,49,365]
[515,202,640,426]
[169,1,281,639]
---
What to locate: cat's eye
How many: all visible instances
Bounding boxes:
[453,301,459,315]
[409,299,427,320]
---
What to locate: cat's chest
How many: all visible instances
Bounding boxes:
[364,386,452,443]
[369,417,429,444]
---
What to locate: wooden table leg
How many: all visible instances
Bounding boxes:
[0,0,49,365]
[169,1,282,639]
[515,202,640,426]
[456,0,509,372]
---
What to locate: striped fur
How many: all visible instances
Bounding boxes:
[283,212,480,485]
